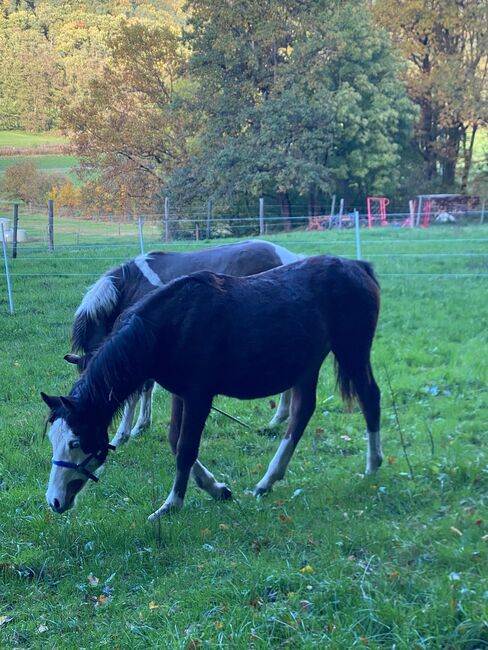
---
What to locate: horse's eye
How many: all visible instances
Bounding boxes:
[68,440,81,450]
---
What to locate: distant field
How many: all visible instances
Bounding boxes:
[0,130,67,148]
[0,154,79,173]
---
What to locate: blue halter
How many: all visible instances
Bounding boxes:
[52,445,115,482]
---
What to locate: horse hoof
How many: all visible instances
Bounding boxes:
[253,485,271,498]
[217,486,232,501]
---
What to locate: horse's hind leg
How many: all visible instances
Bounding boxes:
[131,380,154,438]
[167,395,231,502]
[254,370,319,496]
[354,363,382,474]
[111,390,140,446]
[149,394,212,520]
[268,389,291,428]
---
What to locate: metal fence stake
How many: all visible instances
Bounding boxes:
[1,223,14,314]
[354,209,361,260]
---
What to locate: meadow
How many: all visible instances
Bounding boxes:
[0,217,487,649]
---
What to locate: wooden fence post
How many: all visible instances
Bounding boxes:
[12,203,19,259]
[206,200,212,240]
[48,199,54,252]
[164,196,170,242]
[259,198,264,235]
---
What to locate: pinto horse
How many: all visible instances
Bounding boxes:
[42,255,382,520]
[66,240,303,445]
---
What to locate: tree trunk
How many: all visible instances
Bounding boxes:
[278,191,292,231]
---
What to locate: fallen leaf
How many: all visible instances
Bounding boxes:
[299,564,314,574]
[149,601,159,610]
[475,519,484,526]
[218,523,229,531]
[215,621,224,630]
[299,599,312,611]
[269,399,276,409]
[450,526,463,536]
[387,456,396,464]
[0,616,13,627]
[87,573,99,587]
[187,641,200,649]
[96,594,109,606]
[201,528,211,537]
[279,514,292,523]
[37,624,48,634]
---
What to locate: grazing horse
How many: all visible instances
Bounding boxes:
[42,255,382,520]
[66,240,303,445]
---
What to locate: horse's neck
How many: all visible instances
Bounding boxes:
[79,315,154,419]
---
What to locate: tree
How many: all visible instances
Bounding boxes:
[175,0,415,217]
[63,19,191,209]
[374,0,488,191]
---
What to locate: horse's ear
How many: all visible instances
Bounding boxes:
[40,392,62,410]
[59,396,77,412]
[40,393,77,413]
[64,353,81,365]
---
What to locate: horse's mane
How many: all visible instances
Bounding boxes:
[71,310,156,409]
[71,261,136,354]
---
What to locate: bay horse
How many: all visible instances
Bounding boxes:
[42,255,382,520]
[66,240,303,445]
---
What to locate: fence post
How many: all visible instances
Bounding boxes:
[480,198,485,225]
[330,194,336,220]
[164,196,170,243]
[1,223,14,314]
[354,209,361,260]
[12,203,19,259]
[408,200,415,228]
[259,198,264,235]
[206,200,212,240]
[138,215,144,255]
[338,198,344,229]
[48,199,54,252]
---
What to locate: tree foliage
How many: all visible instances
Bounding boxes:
[374,0,488,191]
[173,0,415,217]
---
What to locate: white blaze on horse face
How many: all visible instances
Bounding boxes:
[46,418,90,513]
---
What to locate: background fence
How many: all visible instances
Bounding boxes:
[1,199,488,314]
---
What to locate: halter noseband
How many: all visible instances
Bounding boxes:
[52,445,116,482]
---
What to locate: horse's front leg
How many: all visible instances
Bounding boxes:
[167,395,231,502]
[130,380,154,438]
[254,371,319,496]
[268,389,291,428]
[111,391,139,446]
[149,395,212,521]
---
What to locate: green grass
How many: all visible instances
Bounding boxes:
[0,130,67,148]
[1,221,487,648]
[0,156,79,174]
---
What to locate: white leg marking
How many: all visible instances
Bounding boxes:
[366,430,383,474]
[254,437,295,496]
[131,385,153,438]
[135,255,163,288]
[148,488,183,521]
[268,390,291,428]
[111,394,138,446]
[192,461,232,500]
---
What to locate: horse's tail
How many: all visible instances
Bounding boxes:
[71,267,123,356]
[329,260,380,407]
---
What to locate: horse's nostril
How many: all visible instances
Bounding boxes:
[52,498,60,511]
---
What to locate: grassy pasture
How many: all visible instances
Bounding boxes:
[0,131,67,148]
[0,219,487,649]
